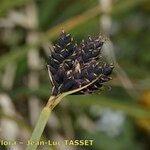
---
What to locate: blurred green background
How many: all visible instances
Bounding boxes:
[0,0,150,150]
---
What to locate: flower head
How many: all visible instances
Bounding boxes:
[48,30,113,96]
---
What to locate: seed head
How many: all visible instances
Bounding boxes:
[48,30,114,96]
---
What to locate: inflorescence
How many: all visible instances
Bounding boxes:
[48,30,114,96]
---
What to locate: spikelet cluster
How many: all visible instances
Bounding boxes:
[48,30,113,96]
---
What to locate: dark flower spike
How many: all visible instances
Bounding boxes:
[48,30,113,96]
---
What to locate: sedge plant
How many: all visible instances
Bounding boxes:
[27,30,113,150]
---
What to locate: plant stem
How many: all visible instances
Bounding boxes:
[27,78,99,150]
[26,96,56,150]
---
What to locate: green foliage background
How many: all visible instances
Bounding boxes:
[0,0,150,150]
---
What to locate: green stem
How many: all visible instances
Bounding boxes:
[26,107,50,150]
[26,97,55,150]
[27,78,99,150]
